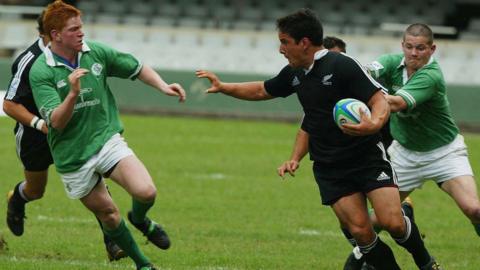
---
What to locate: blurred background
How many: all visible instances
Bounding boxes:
[1,0,479,125]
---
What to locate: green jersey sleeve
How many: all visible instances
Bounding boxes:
[91,42,142,80]
[29,59,61,125]
[365,54,399,93]
[366,54,392,79]
[396,72,435,110]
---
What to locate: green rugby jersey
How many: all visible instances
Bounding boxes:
[30,41,142,173]
[367,53,458,152]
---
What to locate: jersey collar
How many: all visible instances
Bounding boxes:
[44,42,91,69]
[38,38,48,52]
[304,49,328,74]
[399,56,434,83]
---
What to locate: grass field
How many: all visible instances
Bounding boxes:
[0,115,479,270]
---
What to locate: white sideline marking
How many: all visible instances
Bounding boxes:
[6,256,240,270]
[194,268,239,270]
[299,228,343,238]
[7,256,134,269]
[36,215,94,224]
[186,173,228,181]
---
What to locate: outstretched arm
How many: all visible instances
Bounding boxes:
[138,65,186,102]
[277,128,309,178]
[196,70,274,101]
[386,94,407,112]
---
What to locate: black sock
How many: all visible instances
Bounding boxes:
[359,235,400,270]
[401,203,414,221]
[341,227,357,247]
[10,182,28,211]
[394,216,432,268]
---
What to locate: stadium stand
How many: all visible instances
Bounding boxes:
[0,0,479,85]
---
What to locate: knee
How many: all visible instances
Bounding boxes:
[379,218,405,237]
[25,187,46,201]
[348,224,375,244]
[136,185,157,202]
[463,204,480,222]
[98,205,120,228]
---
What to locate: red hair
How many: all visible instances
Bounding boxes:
[43,0,82,40]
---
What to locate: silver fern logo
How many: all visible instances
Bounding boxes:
[322,74,333,85]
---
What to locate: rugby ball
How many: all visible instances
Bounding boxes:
[333,98,371,127]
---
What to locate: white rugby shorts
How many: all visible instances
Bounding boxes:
[388,134,473,191]
[60,133,134,199]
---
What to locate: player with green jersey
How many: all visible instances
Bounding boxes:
[31,40,134,174]
[29,1,186,270]
[369,53,459,152]
[368,23,480,262]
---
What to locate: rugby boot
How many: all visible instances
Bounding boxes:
[127,211,170,250]
[421,258,444,270]
[105,238,127,261]
[344,247,366,270]
[6,190,25,236]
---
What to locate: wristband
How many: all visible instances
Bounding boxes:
[30,116,44,131]
[35,119,45,131]
[30,116,39,128]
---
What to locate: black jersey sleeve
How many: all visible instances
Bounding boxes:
[4,51,36,103]
[336,55,383,103]
[264,65,296,98]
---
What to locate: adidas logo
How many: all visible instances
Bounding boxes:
[376,171,390,181]
[291,76,300,86]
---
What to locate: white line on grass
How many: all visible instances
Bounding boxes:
[184,172,228,181]
[36,215,94,224]
[193,267,240,270]
[7,256,134,269]
[299,228,343,238]
[6,256,239,270]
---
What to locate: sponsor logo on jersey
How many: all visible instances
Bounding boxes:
[322,74,333,85]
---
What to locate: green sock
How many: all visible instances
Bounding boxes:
[103,219,150,268]
[474,223,480,237]
[131,198,154,224]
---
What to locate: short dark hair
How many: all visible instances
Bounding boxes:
[404,23,434,45]
[37,10,45,35]
[276,8,323,46]
[323,36,346,52]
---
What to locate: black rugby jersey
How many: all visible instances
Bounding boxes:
[264,49,384,163]
[4,38,46,118]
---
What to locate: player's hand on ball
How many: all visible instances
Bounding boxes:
[340,108,378,136]
[195,70,222,93]
[68,68,89,95]
[277,160,299,178]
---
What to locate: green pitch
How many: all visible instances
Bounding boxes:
[0,115,478,269]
